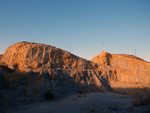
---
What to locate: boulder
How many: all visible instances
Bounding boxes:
[91,51,112,65]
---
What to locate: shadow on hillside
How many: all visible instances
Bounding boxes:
[0,65,99,110]
[93,71,112,91]
[1,65,150,111]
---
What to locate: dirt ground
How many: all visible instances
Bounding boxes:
[4,92,150,113]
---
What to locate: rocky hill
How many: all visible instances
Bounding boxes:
[0,42,110,109]
[91,51,150,89]
[1,42,98,72]
[0,42,150,110]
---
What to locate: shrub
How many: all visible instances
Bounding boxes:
[44,92,54,100]
[132,88,150,107]
[132,93,150,107]
[78,95,82,97]
[89,108,95,113]
[79,91,83,94]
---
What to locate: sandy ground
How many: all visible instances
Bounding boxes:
[5,92,150,113]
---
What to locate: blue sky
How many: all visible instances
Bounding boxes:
[0,0,150,61]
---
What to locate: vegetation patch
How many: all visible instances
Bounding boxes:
[44,91,54,100]
[131,88,150,107]
[79,91,83,94]
[132,93,150,107]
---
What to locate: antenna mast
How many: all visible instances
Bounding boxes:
[134,50,136,56]
[102,43,104,51]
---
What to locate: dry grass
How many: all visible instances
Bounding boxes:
[112,87,150,107]
[130,88,150,107]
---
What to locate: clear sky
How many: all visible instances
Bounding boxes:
[0,0,150,61]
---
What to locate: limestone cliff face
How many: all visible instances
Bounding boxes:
[1,42,96,72]
[91,51,150,84]
[1,42,150,108]
[91,51,112,65]
[0,42,109,108]
[2,42,150,86]
[1,42,112,91]
[0,42,115,108]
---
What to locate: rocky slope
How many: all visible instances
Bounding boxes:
[1,42,97,72]
[0,42,111,109]
[91,51,150,89]
[0,42,150,110]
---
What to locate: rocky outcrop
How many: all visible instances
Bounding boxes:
[0,42,112,109]
[91,51,150,85]
[0,65,114,109]
[1,42,97,72]
[1,42,150,109]
[91,51,112,65]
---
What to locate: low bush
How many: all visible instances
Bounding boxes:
[79,91,83,94]
[132,93,150,107]
[44,92,54,100]
[132,88,150,107]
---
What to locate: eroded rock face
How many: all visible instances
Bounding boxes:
[91,51,150,84]
[1,42,96,72]
[0,65,113,108]
[2,42,150,86]
[91,51,112,65]
[1,42,150,109]
[0,42,110,108]
[1,42,114,94]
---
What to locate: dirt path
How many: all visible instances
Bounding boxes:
[5,92,149,113]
